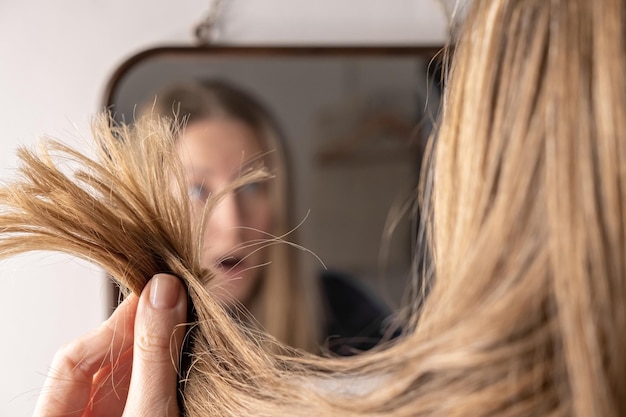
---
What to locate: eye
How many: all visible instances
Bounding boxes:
[237,181,264,197]
[189,183,210,202]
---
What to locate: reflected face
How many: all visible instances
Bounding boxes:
[175,118,272,307]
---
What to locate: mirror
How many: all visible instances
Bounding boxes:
[103,46,442,309]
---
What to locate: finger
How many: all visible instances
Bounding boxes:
[123,273,187,417]
[33,295,139,417]
[85,345,133,417]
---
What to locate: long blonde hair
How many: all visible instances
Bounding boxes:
[142,80,322,353]
[1,0,625,415]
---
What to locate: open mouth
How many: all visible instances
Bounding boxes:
[217,257,243,271]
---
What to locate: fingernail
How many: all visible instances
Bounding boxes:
[150,274,181,310]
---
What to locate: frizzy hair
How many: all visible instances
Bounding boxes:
[1,0,625,416]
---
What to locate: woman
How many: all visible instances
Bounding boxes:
[7,0,625,415]
[144,80,392,354]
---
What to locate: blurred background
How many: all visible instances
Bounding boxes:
[0,1,448,414]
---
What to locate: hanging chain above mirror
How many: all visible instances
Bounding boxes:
[194,0,226,45]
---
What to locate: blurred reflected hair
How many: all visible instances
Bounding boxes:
[1,0,625,416]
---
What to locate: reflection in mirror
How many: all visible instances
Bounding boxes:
[105,47,442,313]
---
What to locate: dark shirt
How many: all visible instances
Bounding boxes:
[320,271,397,356]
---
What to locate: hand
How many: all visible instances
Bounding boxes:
[33,273,188,417]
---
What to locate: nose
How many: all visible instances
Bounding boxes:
[204,192,244,257]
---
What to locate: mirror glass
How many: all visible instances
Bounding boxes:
[104,47,442,308]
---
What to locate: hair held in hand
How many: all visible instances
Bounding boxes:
[1,0,625,416]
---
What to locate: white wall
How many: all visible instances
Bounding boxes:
[0,1,447,414]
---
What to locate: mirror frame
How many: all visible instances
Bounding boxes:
[102,45,443,108]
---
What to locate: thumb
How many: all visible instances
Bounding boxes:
[123,273,188,417]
